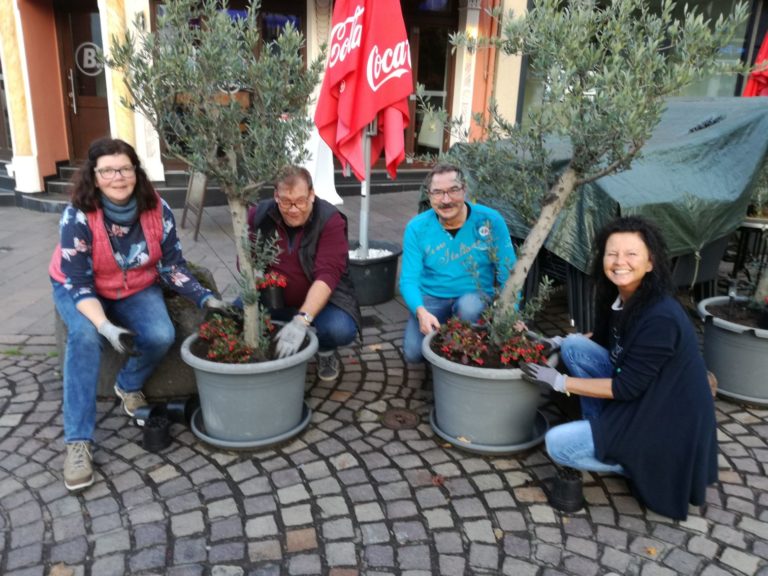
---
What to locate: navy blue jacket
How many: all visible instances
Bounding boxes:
[591,295,718,520]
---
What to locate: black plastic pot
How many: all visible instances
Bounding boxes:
[543,467,584,513]
[260,286,285,310]
[349,240,402,306]
[133,403,168,427]
[143,416,171,452]
[166,395,200,425]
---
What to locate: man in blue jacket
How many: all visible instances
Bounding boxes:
[399,163,517,362]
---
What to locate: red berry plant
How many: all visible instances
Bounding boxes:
[432,278,553,369]
[198,313,275,363]
[257,271,287,290]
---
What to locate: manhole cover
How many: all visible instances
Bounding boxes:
[381,408,420,430]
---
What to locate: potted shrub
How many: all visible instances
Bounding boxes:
[698,235,768,405]
[107,0,324,447]
[418,0,747,450]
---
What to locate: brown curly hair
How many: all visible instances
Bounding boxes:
[69,138,157,213]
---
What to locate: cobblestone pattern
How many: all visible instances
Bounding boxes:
[0,318,767,576]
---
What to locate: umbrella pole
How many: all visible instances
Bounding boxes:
[359,118,378,259]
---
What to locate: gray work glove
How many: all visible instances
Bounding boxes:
[97,320,139,356]
[520,362,568,394]
[526,331,565,354]
[204,296,243,323]
[274,315,309,358]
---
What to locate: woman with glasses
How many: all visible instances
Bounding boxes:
[399,162,517,362]
[49,137,229,492]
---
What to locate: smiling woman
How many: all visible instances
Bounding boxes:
[48,137,231,493]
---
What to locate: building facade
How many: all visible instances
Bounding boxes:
[0,0,765,194]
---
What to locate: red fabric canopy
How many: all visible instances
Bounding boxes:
[314,0,413,181]
[744,31,768,97]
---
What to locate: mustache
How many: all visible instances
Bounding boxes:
[437,202,460,209]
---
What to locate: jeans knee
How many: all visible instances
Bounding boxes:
[402,335,425,363]
[455,293,486,322]
[141,321,175,351]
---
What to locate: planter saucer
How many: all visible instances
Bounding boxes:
[190,403,312,450]
[429,409,548,455]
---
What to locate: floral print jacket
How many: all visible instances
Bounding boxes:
[55,199,213,307]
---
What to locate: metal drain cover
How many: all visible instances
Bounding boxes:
[381,408,420,430]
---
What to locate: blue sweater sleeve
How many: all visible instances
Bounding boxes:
[157,201,214,308]
[58,205,99,304]
[399,218,426,313]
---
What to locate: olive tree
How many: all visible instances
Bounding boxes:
[108,0,323,354]
[442,0,748,333]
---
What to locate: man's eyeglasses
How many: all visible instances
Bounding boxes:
[95,166,137,179]
[276,196,310,210]
[427,185,465,199]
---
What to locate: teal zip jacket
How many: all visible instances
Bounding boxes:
[399,202,516,314]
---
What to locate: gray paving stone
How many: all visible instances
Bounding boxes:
[93,530,131,556]
[173,537,208,564]
[209,542,245,563]
[438,554,465,576]
[49,536,88,564]
[365,544,395,567]
[361,522,391,545]
[398,544,431,570]
[91,555,126,576]
[129,545,168,572]
[326,541,357,566]
[468,542,499,570]
[502,557,539,576]
[245,515,278,538]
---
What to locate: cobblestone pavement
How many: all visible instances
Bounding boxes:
[1,305,768,576]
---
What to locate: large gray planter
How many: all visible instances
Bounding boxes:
[181,330,318,448]
[422,331,547,454]
[698,296,768,406]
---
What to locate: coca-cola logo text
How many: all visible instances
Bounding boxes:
[328,5,364,68]
[367,40,411,92]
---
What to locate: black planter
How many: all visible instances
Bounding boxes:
[259,286,285,309]
[543,467,584,513]
[143,416,171,452]
[166,395,200,425]
[759,307,768,330]
[349,240,402,306]
[133,403,168,427]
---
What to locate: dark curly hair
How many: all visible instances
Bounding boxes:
[69,138,157,213]
[591,215,674,345]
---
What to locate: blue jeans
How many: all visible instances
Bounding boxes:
[53,283,175,442]
[545,334,625,475]
[402,292,486,363]
[270,303,356,352]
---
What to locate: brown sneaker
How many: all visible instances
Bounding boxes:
[64,441,94,491]
[114,384,147,417]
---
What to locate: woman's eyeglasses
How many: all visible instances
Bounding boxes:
[427,185,464,199]
[276,196,310,210]
[95,166,137,179]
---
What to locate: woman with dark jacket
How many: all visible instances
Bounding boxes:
[522,216,718,520]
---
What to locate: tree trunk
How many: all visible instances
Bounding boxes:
[227,193,262,349]
[498,166,580,314]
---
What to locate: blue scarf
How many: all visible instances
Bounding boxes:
[101,196,138,225]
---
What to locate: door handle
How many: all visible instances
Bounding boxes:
[67,68,78,115]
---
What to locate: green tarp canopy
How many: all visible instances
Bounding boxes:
[458,97,768,274]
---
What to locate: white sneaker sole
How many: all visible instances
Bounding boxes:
[64,475,94,492]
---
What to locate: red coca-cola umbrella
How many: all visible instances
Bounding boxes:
[744,31,768,97]
[315,0,413,255]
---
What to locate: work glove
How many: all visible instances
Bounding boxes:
[526,331,564,355]
[520,362,568,394]
[274,315,309,358]
[97,320,139,356]
[204,296,241,321]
